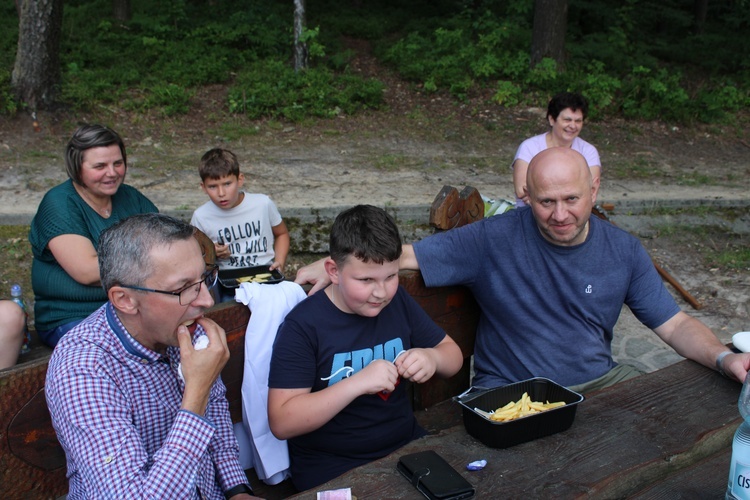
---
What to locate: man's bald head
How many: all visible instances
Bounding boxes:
[526,147,592,199]
[524,147,599,247]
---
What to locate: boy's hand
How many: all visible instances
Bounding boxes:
[356,359,399,395]
[394,348,438,384]
[269,260,284,273]
[214,242,230,259]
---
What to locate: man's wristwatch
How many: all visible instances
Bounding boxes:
[225,483,253,498]
[716,350,732,378]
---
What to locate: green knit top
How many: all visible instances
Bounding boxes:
[29,179,158,331]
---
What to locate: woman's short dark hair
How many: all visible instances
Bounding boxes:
[65,124,127,184]
[329,205,402,266]
[547,92,589,121]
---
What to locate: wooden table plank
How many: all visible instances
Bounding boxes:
[293,360,742,499]
[629,447,731,499]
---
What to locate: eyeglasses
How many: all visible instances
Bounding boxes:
[120,265,219,306]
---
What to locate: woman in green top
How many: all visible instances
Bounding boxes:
[29,124,158,347]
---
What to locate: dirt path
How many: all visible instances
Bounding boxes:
[1,107,749,221]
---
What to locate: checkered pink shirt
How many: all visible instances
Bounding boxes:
[45,303,248,499]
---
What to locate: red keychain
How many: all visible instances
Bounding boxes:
[378,350,406,400]
[378,377,400,401]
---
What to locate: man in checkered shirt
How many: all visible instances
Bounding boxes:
[45,213,257,499]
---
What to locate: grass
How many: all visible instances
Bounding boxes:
[651,223,709,238]
[675,172,716,186]
[375,153,410,171]
[640,206,745,218]
[711,245,750,270]
[211,122,261,142]
[649,215,750,271]
[607,156,663,180]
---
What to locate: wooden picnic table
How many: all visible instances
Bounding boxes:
[292,358,741,499]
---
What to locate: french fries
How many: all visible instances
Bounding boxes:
[236,273,273,283]
[488,392,565,422]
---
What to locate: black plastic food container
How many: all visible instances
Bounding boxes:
[217,265,285,288]
[454,377,584,448]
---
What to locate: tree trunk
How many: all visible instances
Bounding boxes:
[693,0,708,35]
[112,0,131,22]
[293,0,308,71]
[12,0,64,110]
[530,0,568,69]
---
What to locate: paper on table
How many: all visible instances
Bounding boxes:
[316,488,353,500]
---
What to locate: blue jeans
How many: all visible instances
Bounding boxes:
[38,320,82,348]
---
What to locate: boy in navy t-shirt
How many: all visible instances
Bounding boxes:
[268,205,463,491]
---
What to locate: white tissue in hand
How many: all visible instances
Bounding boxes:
[194,334,209,350]
[178,335,210,382]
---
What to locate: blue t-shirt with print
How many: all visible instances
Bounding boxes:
[268,285,446,491]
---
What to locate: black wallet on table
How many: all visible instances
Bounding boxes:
[397,450,475,500]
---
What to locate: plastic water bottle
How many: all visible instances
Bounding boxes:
[10,284,31,355]
[727,375,750,499]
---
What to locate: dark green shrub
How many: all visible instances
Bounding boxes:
[620,66,690,122]
[0,68,18,115]
[492,80,523,107]
[54,0,290,112]
[228,60,384,121]
[692,79,750,123]
[2,0,749,124]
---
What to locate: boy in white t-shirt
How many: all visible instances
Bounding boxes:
[191,148,290,301]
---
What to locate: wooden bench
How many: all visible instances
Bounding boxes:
[0,187,484,499]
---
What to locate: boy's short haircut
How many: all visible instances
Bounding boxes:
[199,148,241,181]
[330,205,402,266]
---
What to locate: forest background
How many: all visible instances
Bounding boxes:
[0,0,748,332]
[3,0,750,122]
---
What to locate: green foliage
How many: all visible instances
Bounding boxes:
[2,0,749,123]
[692,79,750,123]
[0,2,17,67]
[0,68,19,115]
[51,0,291,114]
[524,58,559,91]
[492,81,523,107]
[123,83,195,116]
[300,27,326,60]
[619,66,689,121]
[228,60,384,122]
[374,0,750,124]
[571,61,621,118]
[381,8,530,98]
[328,49,357,71]
[35,0,389,119]
[0,1,18,115]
